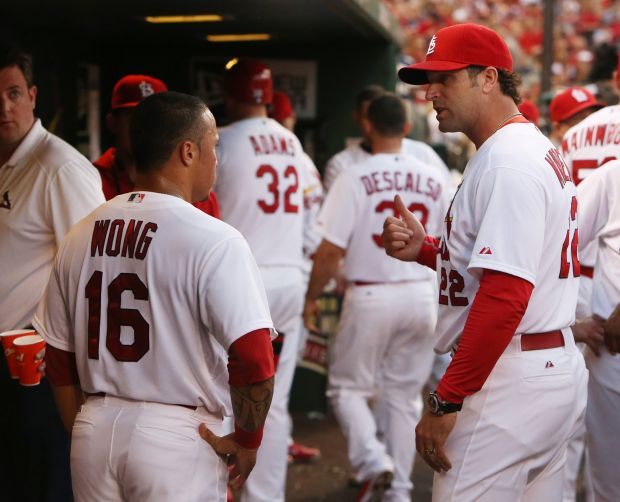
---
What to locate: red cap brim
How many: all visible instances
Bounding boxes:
[556,101,605,123]
[398,61,471,85]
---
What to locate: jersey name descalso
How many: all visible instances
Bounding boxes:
[249,134,296,157]
[361,170,441,201]
[90,219,158,260]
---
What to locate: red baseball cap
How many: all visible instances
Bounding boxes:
[111,75,168,110]
[224,59,273,105]
[549,87,604,123]
[269,91,294,122]
[398,24,513,85]
[518,99,540,125]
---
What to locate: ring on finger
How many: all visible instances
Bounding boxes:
[424,447,436,456]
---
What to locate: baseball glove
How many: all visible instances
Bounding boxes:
[604,303,620,354]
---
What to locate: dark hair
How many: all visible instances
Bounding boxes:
[467,65,522,105]
[367,92,407,137]
[0,47,34,87]
[355,85,385,110]
[130,92,209,173]
[588,43,618,82]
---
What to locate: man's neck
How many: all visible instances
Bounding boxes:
[371,136,403,154]
[134,170,190,202]
[115,148,136,183]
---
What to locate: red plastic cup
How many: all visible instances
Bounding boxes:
[1,329,36,379]
[14,334,46,386]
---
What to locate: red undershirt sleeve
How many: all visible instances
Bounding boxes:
[227,328,275,386]
[228,328,275,450]
[416,235,440,270]
[45,344,80,387]
[436,269,534,404]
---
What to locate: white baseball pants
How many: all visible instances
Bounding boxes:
[584,350,620,501]
[71,395,229,502]
[432,329,588,502]
[241,267,304,502]
[328,280,437,502]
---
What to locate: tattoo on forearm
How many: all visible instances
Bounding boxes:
[231,377,274,431]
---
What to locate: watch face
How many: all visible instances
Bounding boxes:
[428,392,440,414]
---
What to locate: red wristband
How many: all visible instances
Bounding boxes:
[234,424,264,450]
[416,235,440,270]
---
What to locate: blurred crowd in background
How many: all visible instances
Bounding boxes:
[383,0,620,171]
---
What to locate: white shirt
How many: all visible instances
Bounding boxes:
[577,160,620,319]
[561,105,620,185]
[323,137,451,192]
[0,119,105,332]
[34,192,274,417]
[302,153,323,274]
[317,152,447,283]
[435,122,579,353]
[215,117,311,269]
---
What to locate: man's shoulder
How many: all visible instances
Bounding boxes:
[34,129,97,177]
[327,143,366,166]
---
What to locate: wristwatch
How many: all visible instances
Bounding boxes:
[428,391,462,416]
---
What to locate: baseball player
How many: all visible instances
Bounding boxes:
[305,93,446,501]
[94,74,220,217]
[384,23,587,500]
[0,47,105,501]
[576,158,620,501]
[33,92,276,501]
[323,85,452,194]
[269,89,323,463]
[549,87,604,148]
[215,59,312,502]
[561,66,620,321]
[547,85,605,502]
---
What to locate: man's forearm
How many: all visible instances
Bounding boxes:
[231,376,274,431]
[306,241,344,302]
[51,384,85,432]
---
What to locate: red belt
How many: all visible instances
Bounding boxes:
[581,266,594,278]
[87,392,197,411]
[352,280,414,286]
[520,330,564,351]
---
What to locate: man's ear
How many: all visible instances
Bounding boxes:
[360,116,373,138]
[179,140,196,166]
[28,85,37,110]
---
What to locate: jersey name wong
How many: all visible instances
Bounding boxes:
[90,219,158,260]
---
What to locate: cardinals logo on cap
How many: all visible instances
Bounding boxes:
[138,81,155,98]
[427,35,437,56]
[571,89,589,103]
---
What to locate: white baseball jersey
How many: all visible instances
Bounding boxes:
[561,104,620,315]
[561,105,620,185]
[435,122,579,353]
[33,192,274,417]
[302,153,323,273]
[317,152,447,283]
[576,160,620,502]
[323,137,451,192]
[0,119,105,332]
[215,117,311,269]
[577,160,620,320]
